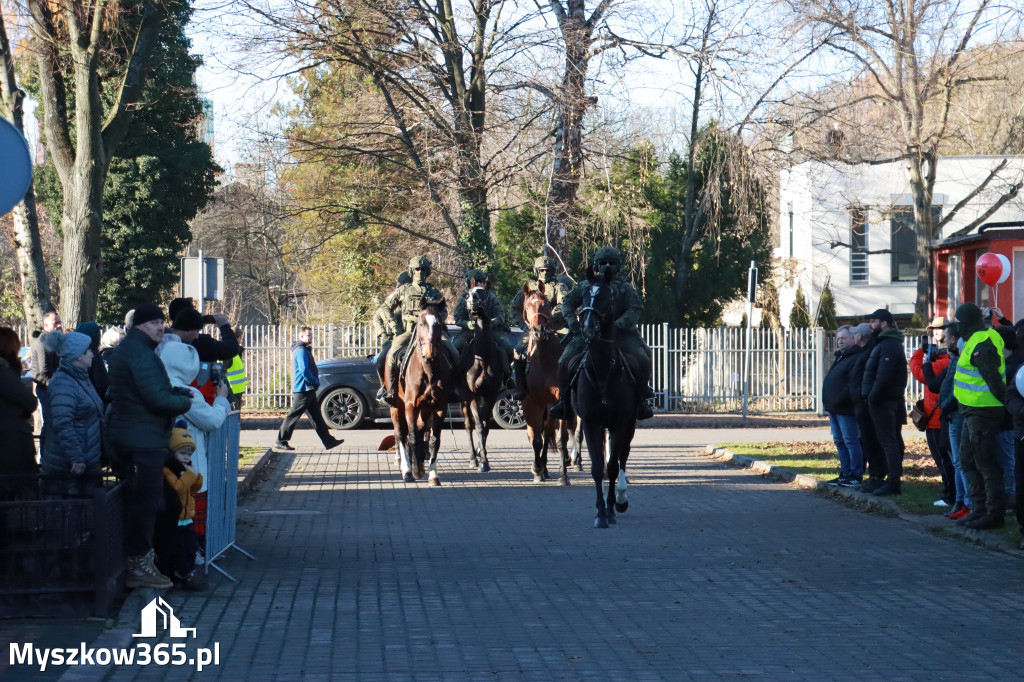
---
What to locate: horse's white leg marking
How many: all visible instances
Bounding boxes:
[398,440,411,476]
[616,468,628,504]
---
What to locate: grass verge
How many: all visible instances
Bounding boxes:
[238,446,266,470]
[718,439,947,515]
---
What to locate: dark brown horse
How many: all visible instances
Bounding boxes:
[459,286,506,473]
[391,300,455,485]
[521,286,578,484]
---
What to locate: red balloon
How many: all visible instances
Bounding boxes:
[977,252,1003,286]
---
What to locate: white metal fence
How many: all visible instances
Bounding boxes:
[12,323,928,414]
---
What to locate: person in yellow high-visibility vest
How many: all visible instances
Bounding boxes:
[224,354,248,411]
[953,303,1007,530]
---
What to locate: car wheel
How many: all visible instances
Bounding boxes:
[320,386,367,430]
[492,388,526,430]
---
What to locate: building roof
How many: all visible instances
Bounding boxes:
[931,221,1024,251]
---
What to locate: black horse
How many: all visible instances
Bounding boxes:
[459,286,506,473]
[573,268,640,528]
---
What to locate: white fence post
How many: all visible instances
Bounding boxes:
[814,327,825,416]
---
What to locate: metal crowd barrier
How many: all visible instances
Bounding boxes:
[204,410,254,581]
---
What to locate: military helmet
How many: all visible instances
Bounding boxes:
[408,255,432,271]
[593,246,622,266]
[408,255,432,280]
[465,268,488,287]
[533,256,557,272]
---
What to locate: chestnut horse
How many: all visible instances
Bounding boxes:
[574,268,639,527]
[391,300,455,485]
[459,286,506,473]
[521,286,578,484]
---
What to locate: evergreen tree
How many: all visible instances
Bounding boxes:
[645,127,774,326]
[790,284,811,328]
[817,283,838,330]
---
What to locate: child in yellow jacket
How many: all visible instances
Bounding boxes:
[160,427,205,590]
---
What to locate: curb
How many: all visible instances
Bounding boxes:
[238,447,274,495]
[703,444,1024,556]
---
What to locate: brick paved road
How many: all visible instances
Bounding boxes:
[90,438,1022,681]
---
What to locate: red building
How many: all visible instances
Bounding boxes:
[932,221,1024,321]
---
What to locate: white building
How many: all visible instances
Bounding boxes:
[777,157,1024,324]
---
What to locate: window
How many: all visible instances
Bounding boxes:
[890,206,941,283]
[975,250,991,308]
[947,254,961,318]
[850,206,868,284]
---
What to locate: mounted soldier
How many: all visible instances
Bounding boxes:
[372,271,411,348]
[547,246,655,421]
[509,255,570,399]
[453,269,513,374]
[374,257,457,406]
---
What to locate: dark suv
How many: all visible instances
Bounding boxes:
[315,327,526,430]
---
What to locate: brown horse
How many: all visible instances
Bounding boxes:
[390,300,455,485]
[521,286,578,485]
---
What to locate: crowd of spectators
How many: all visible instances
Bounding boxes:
[823,305,1023,544]
[0,297,243,591]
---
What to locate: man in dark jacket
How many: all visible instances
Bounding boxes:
[1001,360,1024,547]
[862,309,908,496]
[822,325,864,486]
[848,323,886,491]
[275,326,343,451]
[107,303,193,589]
[953,302,1007,529]
[168,299,241,363]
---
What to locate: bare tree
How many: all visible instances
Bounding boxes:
[782,0,1024,319]
[234,0,538,270]
[26,0,165,326]
[0,4,51,329]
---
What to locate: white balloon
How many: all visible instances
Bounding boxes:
[996,253,1011,284]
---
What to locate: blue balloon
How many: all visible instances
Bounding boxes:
[0,117,32,216]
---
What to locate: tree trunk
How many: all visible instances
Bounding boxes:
[547,6,592,268]
[672,49,706,308]
[11,191,52,330]
[907,152,936,321]
[58,179,106,326]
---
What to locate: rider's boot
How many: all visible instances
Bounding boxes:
[548,367,573,420]
[512,357,527,400]
[383,367,400,407]
[637,383,655,420]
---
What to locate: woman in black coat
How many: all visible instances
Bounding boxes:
[0,327,39,495]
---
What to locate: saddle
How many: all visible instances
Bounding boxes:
[568,344,640,391]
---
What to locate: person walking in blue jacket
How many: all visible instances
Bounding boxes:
[275,326,343,451]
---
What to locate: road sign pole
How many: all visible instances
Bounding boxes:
[198,249,205,314]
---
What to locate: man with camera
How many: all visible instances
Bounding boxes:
[910,317,956,508]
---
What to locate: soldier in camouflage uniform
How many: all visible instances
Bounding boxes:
[374,256,457,406]
[509,255,571,399]
[452,269,514,375]
[372,272,411,348]
[548,246,655,420]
